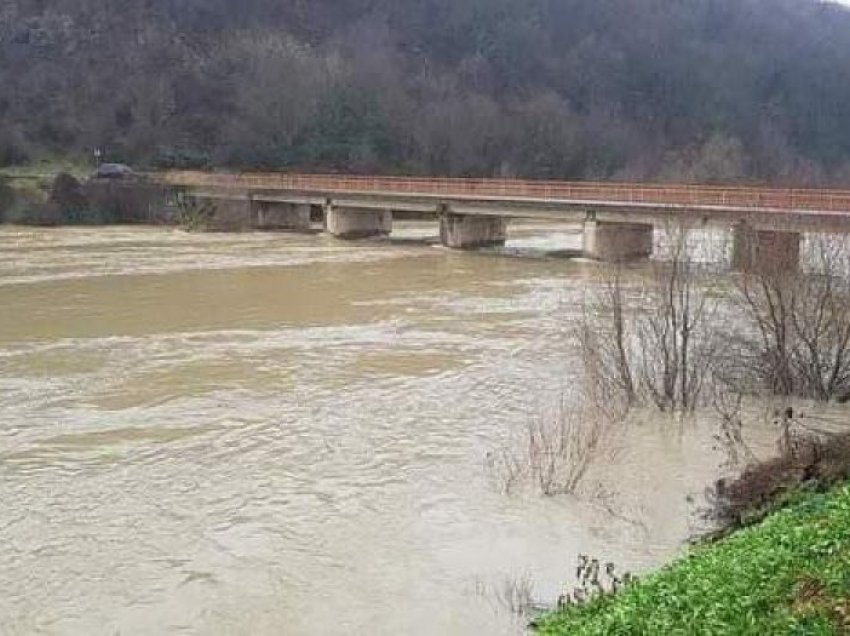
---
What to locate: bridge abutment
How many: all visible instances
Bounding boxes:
[731,224,800,273]
[439,213,508,249]
[325,205,392,239]
[583,220,654,261]
[254,201,312,231]
[207,198,254,231]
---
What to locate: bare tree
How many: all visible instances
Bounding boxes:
[578,224,720,413]
[710,382,757,470]
[727,234,850,402]
[638,226,720,411]
[578,266,637,407]
[791,236,850,400]
[728,257,796,396]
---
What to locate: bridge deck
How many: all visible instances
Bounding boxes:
[158,171,850,219]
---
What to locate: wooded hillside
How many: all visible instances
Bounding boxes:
[3,0,850,184]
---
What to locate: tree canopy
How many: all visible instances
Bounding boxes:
[3,0,850,184]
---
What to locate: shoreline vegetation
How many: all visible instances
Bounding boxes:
[475,220,850,631]
[0,165,173,227]
[519,277,850,634]
[535,480,850,635]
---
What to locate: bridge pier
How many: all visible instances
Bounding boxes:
[254,201,311,231]
[731,224,800,273]
[325,205,392,239]
[583,220,654,261]
[439,213,508,249]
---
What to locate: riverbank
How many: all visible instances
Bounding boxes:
[0,164,170,226]
[535,481,850,635]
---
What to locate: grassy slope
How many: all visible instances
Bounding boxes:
[0,158,90,180]
[536,484,850,635]
[0,160,91,221]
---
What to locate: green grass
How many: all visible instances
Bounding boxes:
[0,159,90,219]
[535,483,850,635]
[0,158,90,181]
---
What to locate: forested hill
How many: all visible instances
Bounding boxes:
[3,0,850,184]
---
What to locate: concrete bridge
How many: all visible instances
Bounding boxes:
[156,171,850,270]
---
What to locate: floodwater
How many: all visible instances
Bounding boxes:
[0,222,785,635]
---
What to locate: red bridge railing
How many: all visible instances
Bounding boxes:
[159,171,850,214]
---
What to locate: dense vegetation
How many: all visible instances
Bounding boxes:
[3,0,850,183]
[535,482,850,635]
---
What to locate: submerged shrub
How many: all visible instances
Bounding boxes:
[174,190,216,231]
[705,421,850,531]
[485,393,621,497]
[50,172,88,216]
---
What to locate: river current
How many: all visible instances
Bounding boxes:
[0,223,778,634]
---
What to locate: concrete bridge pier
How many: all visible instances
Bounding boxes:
[325,205,392,239]
[731,224,801,273]
[439,213,508,249]
[583,220,654,261]
[254,201,312,231]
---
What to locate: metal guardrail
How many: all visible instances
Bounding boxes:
[156,171,850,215]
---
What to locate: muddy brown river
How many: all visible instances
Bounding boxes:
[0,223,790,634]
